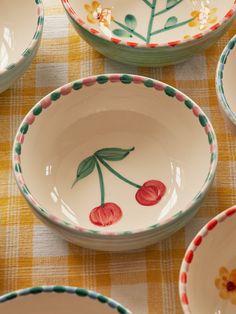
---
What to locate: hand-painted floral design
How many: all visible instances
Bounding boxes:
[72,147,166,227]
[215,267,236,304]
[84,1,112,36]
[135,180,166,206]
[90,202,122,226]
[188,7,217,30]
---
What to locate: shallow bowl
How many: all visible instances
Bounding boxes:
[0,0,44,93]
[13,74,217,251]
[179,206,236,314]
[0,286,131,314]
[216,35,236,133]
[62,0,236,66]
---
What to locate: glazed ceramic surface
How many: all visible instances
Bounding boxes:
[0,286,132,314]
[216,35,236,132]
[62,0,236,66]
[13,74,217,251]
[179,206,236,314]
[0,0,44,93]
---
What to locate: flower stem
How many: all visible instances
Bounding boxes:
[146,0,157,44]
[96,155,141,189]
[113,20,147,42]
[151,17,195,36]
[142,0,153,8]
[153,0,183,17]
[95,159,105,207]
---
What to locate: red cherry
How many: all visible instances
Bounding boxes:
[135,180,166,206]
[89,202,122,227]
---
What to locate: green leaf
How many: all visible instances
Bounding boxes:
[112,29,131,38]
[166,0,178,9]
[95,147,135,161]
[125,14,137,30]
[164,16,178,28]
[72,156,96,188]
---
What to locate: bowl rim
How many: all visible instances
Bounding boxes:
[179,205,236,314]
[61,0,236,48]
[0,285,132,313]
[216,34,236,127]
[0,0,44,77]
[12,73,218,237]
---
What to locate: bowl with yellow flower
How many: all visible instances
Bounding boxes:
[179,205,236,314]
[62,0,236,66]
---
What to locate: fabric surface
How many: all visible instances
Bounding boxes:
[1,1,236,313]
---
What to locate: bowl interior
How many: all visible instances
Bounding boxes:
[68,0,233,45]
[18,79,212,233]
[186,214,236,314]
[0,291,121,314]
[221,39,236,118]
[0,0,38,70]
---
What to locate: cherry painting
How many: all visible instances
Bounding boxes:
[72,147,166,227]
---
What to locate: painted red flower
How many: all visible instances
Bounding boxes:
[135,180,166,206]
[89,202,122,227]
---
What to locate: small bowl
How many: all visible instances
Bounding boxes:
[0,0,44,93]
[216,35,236,133]
[13,74,217,251]
[0,285,132,314]
[179,206,236,314]
[62,0,236,67]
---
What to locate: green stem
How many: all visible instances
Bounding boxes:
[95,159,105,207]
[151,17,195,36]
[146,0,157,44]
[142,0,153,8]
[95,155,141,189]
[153,0,183,16]
[113,20,147,42]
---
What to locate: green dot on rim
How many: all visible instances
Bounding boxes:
[30,287,43,294]
[72,82,83,90]
[164,86,176,97]
[120,75,132,84]
[144,79,154,87]
[33,106,42,116]
[53,286,66,293]
[185,99,193,109]
[199,114,208,127]
[15,143,21,155]
[97,295,108,303]
[97,76,109,84]
[20,123,29,134]
[117,305,128,314]
[50,92,61,101]
[75,288,88,297]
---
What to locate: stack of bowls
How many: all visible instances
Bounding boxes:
[13,74,218,251]
[62,0,236,66]
[0,0,44,93]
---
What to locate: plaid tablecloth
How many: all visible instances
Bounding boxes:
[1,1,236,313]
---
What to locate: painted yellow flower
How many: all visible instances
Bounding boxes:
[189,6,217,30]
[84,1,111,27]
[215,267,236,305]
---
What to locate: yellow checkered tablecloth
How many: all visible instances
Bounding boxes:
[1,1,236,313]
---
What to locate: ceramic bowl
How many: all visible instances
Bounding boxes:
[0,0,44,94]
[216,35,236,133]
[179,206,236,314]
[62,0,236,67]
[0,285,132,314]
[13,74,218,251]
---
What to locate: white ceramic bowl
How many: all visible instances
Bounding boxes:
[0,0,44,93]
[179,206,236,314]
[62,0,236,66]
[0,285,132,314]
[13,74,217,251]
[216,35,236,133]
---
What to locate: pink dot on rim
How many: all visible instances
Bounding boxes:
[180,272,187,284]
[83,78,96,86]
[185,250,194,264]
[193,235,202,246]
[26,114,35,125]
[175,92,185,102]
[109,75,121,82]
[226,207,236,216]
[207,219,218,230]
[133,76,144,84]
[17,133,24,144]
[60,86,72,95]
[41,97,52,109]
[182,293,189,305]
[192,106,201,117]
[154,82,164,91]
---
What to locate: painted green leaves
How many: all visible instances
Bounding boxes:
[71,147,134,188]
[113,14,137,38]
[164,16,178,28]
[166,0,182,10]
[72,156,96,188]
